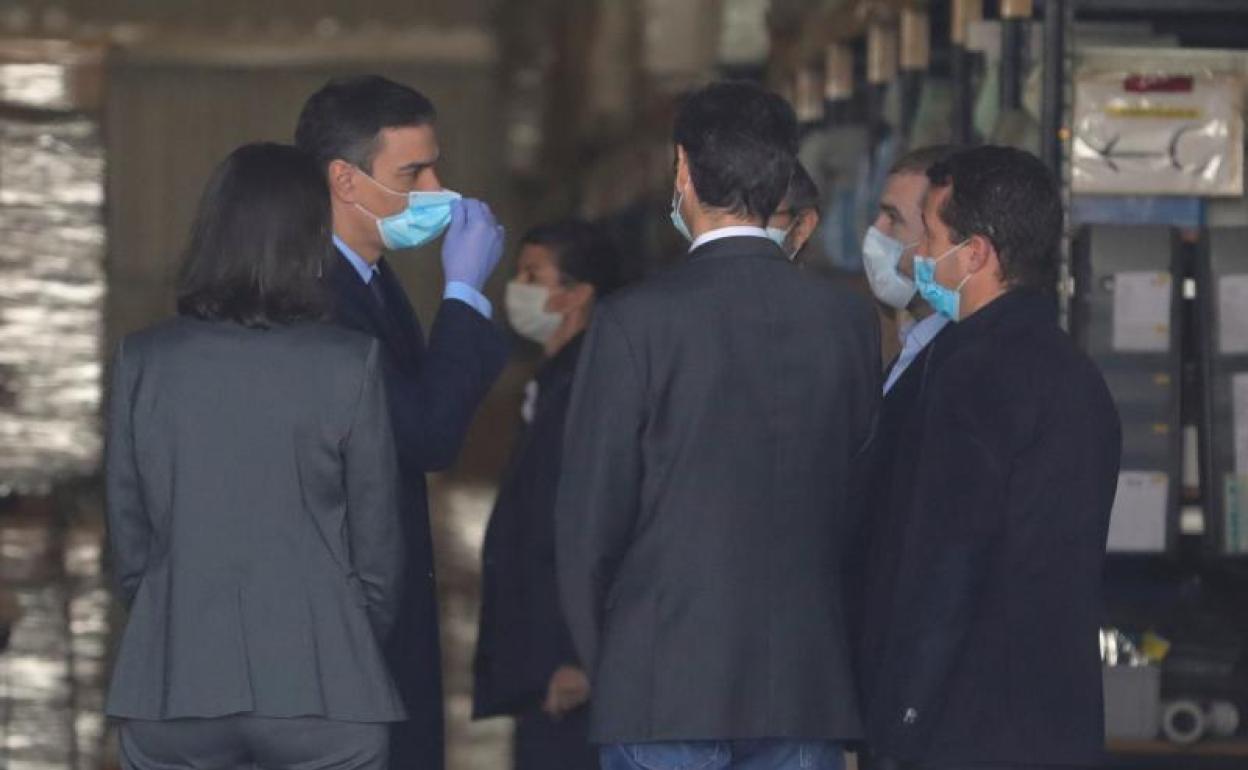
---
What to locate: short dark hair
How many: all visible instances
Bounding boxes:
[927,145,1061,291]
[294,75,436,174]
[889,144,959,177]
[673,81,798,221]
[782,162,820,213]
[177,143,331,328]
[520,219,625,298]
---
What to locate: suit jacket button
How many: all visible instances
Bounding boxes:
[903,707,919,724]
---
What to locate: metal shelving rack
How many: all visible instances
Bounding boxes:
[1048,0,1248,764]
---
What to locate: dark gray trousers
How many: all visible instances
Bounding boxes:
[118,716,389,770]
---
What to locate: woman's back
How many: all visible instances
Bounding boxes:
[106,316,405,722]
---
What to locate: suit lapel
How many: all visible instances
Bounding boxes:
[888,344,930,401]
[327,249,409,358]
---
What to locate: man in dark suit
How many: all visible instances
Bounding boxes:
[866,146,1122,770]
[863,145,960,394]
[853,145,956,725]
[295,75,509,770]
[555,81,881,770]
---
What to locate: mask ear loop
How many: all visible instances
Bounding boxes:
[933,238,971,264]
[354,165,408,198]
[951,238,978,292]
[351,166,394,224]
[353,202,383,222]
[782,217,802,261]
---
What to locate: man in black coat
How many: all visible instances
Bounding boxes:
[296,75,508,770]
[865,146,1122,770]
[555,81,881,770]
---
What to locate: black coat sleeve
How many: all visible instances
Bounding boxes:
[843,302,883,657]
[523,419,582,685]
[554,306,646,675]
[474,391,583,716]
[384,299,508,471]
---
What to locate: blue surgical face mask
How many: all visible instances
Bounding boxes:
[355,169,462,250]
[670,185,693,242]
[913,239,972,321]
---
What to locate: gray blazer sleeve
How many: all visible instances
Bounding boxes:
[344,341,405,641]
[554,306,646,674]
[105,339,150,608]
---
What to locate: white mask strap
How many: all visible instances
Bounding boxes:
[355,166,407,198]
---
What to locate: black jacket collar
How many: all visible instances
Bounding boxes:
[327,246,374,296]
[952,287,1059,340]
[687,234,787,263]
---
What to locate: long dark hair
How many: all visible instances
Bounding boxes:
[176,142,331,327]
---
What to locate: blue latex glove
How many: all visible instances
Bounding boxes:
[442,198,504,292]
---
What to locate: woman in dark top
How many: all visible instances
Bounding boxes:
[473,219,623,770]
[105,143,404,769]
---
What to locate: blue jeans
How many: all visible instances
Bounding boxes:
[601,740,845,770]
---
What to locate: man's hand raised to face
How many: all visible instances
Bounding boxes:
[442,198,504,292]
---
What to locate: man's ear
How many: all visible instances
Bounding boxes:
[965,233,997,275]
[327,159,358,204]
[674,146,691,193]
[794,209,820,248]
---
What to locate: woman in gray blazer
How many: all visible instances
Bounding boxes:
[105,143,405,769]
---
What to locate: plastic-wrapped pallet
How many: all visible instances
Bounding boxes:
[0,46,106,494]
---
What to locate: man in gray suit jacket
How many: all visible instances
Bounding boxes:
[555,81,881,770]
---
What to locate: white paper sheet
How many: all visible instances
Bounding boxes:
[1107,471,1169,553]
[1113,272,1171,353]
[1218,275,1248,355]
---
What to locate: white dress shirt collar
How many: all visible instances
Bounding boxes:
[689,225,770,253]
